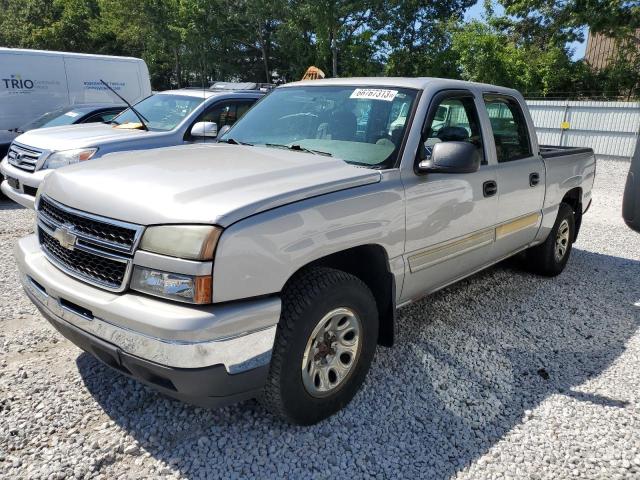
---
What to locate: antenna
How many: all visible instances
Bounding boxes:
[100,79,149,131]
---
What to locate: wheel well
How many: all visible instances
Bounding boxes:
[561,188,583,241]
[292,245,396,347]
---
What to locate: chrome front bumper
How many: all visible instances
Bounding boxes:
[16,234,280,373]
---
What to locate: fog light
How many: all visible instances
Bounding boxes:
[130,266,212,304]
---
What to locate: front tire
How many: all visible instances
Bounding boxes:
[523,202,575,276]
[260,267,378,425]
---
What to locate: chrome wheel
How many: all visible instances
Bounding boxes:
[555,219,570,262]
[301,307,362,398]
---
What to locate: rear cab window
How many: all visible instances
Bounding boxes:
[483,95,532,163]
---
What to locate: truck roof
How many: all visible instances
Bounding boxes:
[0,47,145,63]
[283,77,521,96]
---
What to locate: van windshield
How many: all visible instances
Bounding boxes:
[111,94,204,131]
[222,86,419,169]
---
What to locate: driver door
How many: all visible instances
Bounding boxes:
[400,90,498,302]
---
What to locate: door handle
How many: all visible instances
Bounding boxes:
[483,180,498,197]
[529,172,540,187]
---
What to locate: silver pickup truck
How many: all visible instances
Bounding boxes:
[15,78,596,425]
[1,88,264,208]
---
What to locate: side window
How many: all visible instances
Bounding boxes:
[484,95,532,163]
[99,111,121,122]
[423,96,485,164]
[236,102,253,120]
[83,111,120,123]
[199,102,236,127]
[198,101,255,129]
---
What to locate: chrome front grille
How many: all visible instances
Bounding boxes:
[39,196,137,252]
[36,195,144,292]
[39,228,128,289]
[7,143,43,172]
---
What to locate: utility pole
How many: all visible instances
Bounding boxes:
[331,36,338,77]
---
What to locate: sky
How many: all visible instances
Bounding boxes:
[464,0,588,60]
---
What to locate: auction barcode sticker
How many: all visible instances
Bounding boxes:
[350,88,398,101]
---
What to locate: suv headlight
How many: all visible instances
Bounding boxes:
[132,225,222,304]
[44,148,97,169]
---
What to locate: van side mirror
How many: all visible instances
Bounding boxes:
[190,121,218,138]
[417,141,480,174]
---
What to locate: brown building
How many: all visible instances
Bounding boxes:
[585,29,640,70]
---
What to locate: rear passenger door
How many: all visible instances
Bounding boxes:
[483,94,545,258]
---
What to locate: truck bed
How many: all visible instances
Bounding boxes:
[540,145,594,159]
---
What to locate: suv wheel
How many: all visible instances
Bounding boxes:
[260,267,378,425]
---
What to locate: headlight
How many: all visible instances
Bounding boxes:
[130,267,212,304]
[44,148,97,169]
[140,225,222,260]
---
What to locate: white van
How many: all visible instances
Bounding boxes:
[0,48,151,131]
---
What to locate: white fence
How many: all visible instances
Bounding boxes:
[525,100,640,160]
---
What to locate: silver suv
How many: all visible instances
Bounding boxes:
[1,88,264,208]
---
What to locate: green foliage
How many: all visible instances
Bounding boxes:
[0,0,636,98]
[498,0,639,40]
[450,21,577,96]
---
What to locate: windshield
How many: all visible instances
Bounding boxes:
[222,86,419,168]
[19,106,85,131]
[111,94,204,131]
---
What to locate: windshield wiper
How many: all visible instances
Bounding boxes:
[219,138,253,146]
[265,143,332,157]
[100,79,149,131]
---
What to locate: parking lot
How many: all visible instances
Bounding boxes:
[0,157,639,479]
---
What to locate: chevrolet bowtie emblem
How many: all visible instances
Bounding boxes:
[52,225,77,250]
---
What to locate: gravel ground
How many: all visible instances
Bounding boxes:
[1,158,639,479]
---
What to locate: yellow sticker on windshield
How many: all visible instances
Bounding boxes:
[350,89,398,102]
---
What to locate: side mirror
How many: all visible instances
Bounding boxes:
[217,124,232,138]
[418,141,480,174]
[190,121,218,138]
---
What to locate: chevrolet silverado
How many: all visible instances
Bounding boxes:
[15,78,596,424]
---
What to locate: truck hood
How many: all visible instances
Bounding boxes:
[13,123,149,151]
[41,144,381,227]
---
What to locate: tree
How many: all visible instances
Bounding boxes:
[498,0,638,40]
[0,0,99,52]
[494,0,639,98]
[291,0,385,77]
[450,20,576,96]
[380,0,476,77]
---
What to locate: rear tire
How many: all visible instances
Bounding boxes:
[260,267,378,425]
[523,202,575,276]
